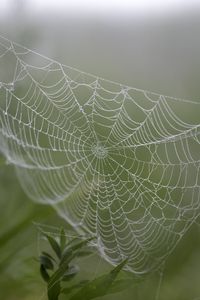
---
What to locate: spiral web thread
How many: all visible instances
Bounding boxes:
[0,35,200,274]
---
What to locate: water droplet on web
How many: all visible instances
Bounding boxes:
[4,82,15,92]
[9,83,15,91]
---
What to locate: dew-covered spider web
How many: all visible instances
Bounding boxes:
[0,35,200,274]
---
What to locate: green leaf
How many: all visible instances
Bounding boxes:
[47,238,94,298]
[62,264,79,281]
[47,280,61,300]
[60,228,66,252]
[42,251,56,262]
[47,248,75,299]
[40,264,50,283]
[69,258,128,300]
[39,233,96,300]
[108,279,136,294]
[40,254,54,270]
[62,281,89,295]
[62,237,95,263]
[43,233,61,259]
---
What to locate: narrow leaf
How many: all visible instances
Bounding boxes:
[42,251,56,262]
[108,279,135,294]
[62,281,89,295]
[40,255,54,270]
[60,228,66,251]
[62,237,95,262]
[48,280,61,300]
[43,233,61,259]
[47,250,75,298]
[40,264,50,283]
[48,237,95,297]
[69,258,128,300]
[62,264,79,281]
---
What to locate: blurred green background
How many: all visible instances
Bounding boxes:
[1,1,200,299]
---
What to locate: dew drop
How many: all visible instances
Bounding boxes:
[5,82,15,92]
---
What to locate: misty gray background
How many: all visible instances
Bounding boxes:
[1,0,200,100]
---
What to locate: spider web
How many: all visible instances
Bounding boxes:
[0,35,200,274]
